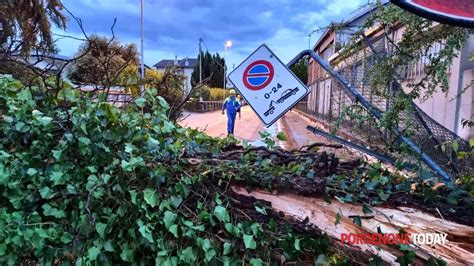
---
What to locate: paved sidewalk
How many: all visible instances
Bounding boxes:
[279,111,333,148]
[280,110,357,159]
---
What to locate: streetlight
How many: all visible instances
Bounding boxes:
[223,40,232,96]
[140,0,145,97]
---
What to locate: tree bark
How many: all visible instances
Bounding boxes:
[232,186,474,265]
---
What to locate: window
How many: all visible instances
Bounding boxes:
[406,42,445,80]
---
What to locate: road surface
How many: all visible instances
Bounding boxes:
[179,106,275,143]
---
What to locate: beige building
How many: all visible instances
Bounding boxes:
[304,5,474,141]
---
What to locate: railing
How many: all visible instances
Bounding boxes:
[287,46,473,181]
[184,100,247,112]
[184,101,222,112]
[78,87,133,106]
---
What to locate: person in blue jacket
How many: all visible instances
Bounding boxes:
[221,89,241,135]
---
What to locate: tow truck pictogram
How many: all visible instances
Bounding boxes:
[264,100,276,117]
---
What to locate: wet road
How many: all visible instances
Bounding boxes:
[179,106,279,145]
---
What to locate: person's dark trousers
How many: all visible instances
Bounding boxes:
[227,113,236,135]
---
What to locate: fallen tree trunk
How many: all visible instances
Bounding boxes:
[232,186,474,265]
[188,144,474,264]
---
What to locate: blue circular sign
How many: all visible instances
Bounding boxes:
[243,60,274,90]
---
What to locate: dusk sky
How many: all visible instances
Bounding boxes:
[54,0,366,68]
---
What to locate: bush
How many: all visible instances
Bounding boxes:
[209,87,229,101]
[192,85,211,101]
[0,75,469,265]
[0,75,333,264]
[190,87,235,102]
[0,75,219,264]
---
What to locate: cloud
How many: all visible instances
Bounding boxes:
[54,0,365,66]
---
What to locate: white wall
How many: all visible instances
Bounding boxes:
[183,68,193,93]
[156,67,194,94]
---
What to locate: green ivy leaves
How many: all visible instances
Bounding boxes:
[95,222,107,238]
[223,242,232,255]
[243,234,256,249]
[14,121,30,132]
[144,189,158,207]
[0,75,461,265]
[214,205,230,223]
[163,211,178,238]
[42,203,66,218]
[135,97,146,108]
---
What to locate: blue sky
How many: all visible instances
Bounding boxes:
[54,0,365,68]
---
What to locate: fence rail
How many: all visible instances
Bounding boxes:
[184,100,247,112]
[184,101,222,112]
[288,44,473,180]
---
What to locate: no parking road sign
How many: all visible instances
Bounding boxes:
[243,60,274,90]
[228,44,309,127]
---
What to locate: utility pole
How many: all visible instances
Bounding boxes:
[140,0,145,97]
[223,41,232,100]
[199,38,202,84]
[198,37,203,101]
[307,29,318,50]
[223,46,226,91]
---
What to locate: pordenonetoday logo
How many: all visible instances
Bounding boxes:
[340,233,448,245]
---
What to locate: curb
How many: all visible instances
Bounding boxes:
[279,115,297,150]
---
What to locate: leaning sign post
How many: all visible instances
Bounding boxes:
[228,44,309,127]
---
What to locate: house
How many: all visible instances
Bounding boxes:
[153,56,198,92]
[4,52,70,80]
[139,64,153,77]
[304,2,474,141]
[29,53,69,78]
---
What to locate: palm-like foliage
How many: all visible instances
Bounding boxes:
[0,0,66,54]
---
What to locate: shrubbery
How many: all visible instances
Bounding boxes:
[0,75,470,265]
[190,87,240,102]
[0,75,221,264]
[0,75,338,264]
[192,85,211,101]
[208,87,229,101]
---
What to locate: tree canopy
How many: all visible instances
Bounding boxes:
[290,57,308,85]
[341,2,469,101]
[67,35,139,86]
[0,74,472,264]
[191,51,225,88]
[0,0,66,54]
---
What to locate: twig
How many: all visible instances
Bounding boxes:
[435,208,445,221]
[302,142,343,150]
[348,215,375,219]
[85,184,100,225]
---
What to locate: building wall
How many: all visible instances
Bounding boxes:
[400,35,474,140]
[306,23,474,140]
[156,66,194,93]
[183,68,193,93]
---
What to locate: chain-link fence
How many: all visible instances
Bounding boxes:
[291,34,473,180]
